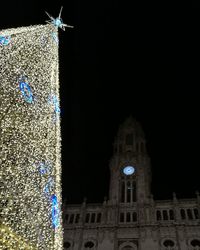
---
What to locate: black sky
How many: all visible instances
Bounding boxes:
[1,2,200,203]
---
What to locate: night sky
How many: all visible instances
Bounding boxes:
[1,2,200,203]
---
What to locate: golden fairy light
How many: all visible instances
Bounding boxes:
[0,23,63,249]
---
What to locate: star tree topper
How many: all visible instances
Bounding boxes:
[46,6,73,31]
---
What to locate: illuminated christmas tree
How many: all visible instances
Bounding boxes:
[0,9,72,248]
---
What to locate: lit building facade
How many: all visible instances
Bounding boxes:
[63,117,200,250]
[0,24,62,249]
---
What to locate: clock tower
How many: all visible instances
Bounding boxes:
[109,116,152,205]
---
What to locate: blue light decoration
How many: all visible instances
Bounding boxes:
[52,95,60,114]
[52,32,59,45]
[51,194,59,228]
[123,166,135,175]
[45,6,73,31]
[38,162,52,175]
[18,76,33,103]
[44,177,54,196]
[48,94,60,122]
[0,35,11,46]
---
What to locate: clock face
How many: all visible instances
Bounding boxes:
[123,166,135,175]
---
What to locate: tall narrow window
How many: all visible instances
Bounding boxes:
[180,209,186,220]
[85,213,90,223]
[75,214,80,223]
[169,209,174,220]
[126,212,131,222]
[187,209,193,220]
[126,134,133,145]
[69,214,74,224]
[91,213,95,223]
[163,210,168,220]
[127,181,131,203]
[97,213,101,223]
[132,181,136,202]
[121,181,125,203]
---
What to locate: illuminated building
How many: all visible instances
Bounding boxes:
[63,117,200,250]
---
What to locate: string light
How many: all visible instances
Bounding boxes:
[0,24,63,249]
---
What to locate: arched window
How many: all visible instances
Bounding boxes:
[191,239,200,247]
[163,239,175,247]
[64,241,71,249]
[156,210,162,221]
[122,246,133,250]
[180,209,186,220]
[119,242,137,250]
[84,241,95,248]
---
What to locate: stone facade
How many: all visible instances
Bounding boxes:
[63,117,200,250]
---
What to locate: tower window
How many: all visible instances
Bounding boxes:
[132,181,136,202]
[125,134,133,145]
[127,181,131,203]
[140,142,145,153]
[121,181,125,203]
